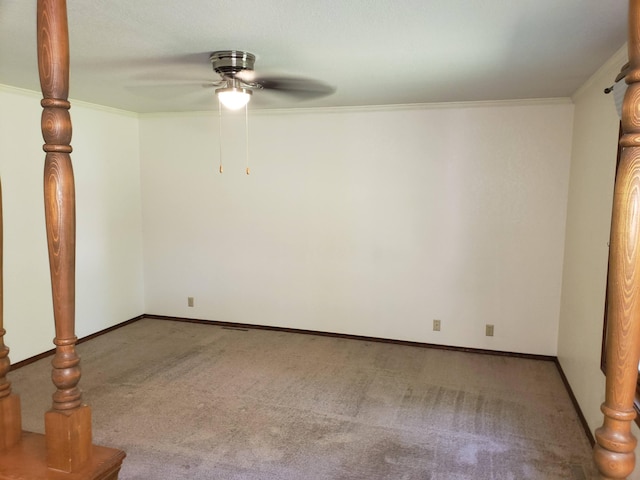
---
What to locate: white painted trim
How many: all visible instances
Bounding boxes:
[71,99,138,117]
[139,97,573,119]
[2,82,571,118]
[0,83,139,118]
[0,84,40,99]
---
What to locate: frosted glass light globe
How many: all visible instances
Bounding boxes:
[217,88,251,110]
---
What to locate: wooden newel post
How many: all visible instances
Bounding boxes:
[37,0,92,472]
[0,0,125,477]
[594,1,640,478]
[0,179,22,451]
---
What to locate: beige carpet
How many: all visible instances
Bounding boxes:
[9,318,597,479]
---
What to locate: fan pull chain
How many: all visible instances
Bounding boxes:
[218,97,224,173]
[245,103,250,175]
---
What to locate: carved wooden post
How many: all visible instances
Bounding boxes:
[594,2,640,478]
[0,179,22,451]
[37,0,92,472]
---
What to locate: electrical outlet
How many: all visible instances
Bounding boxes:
[433,319,441,332]
[188,296,194,307]
[486,324,494,336]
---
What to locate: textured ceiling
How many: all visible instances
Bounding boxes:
[0,0,629,113]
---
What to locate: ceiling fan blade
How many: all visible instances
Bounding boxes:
[126,81,212,99]
[253,75,336,99]
[124,79,224,99]
[74,52,212,71]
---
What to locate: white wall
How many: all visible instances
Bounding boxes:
[556,44,640,477]
[0,85,145,363]
[140,101,573,355]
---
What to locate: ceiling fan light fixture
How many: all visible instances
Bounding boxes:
[216,86,252,110]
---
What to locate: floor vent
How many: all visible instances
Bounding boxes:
[221,326,249,332]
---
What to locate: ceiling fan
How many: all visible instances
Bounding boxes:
[209,50,336,109]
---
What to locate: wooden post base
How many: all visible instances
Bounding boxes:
[0,431,125,480]
[45,405,92,472]
[0,394,21,450]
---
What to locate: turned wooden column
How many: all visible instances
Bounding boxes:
[0,179,22,451]
[37,0,92,472]
[594,2,640,478]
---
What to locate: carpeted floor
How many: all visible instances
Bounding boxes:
[9,318,597,479]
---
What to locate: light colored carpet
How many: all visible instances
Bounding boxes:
[9,318,597,479]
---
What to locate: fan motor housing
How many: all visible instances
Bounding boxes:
[210,50,255,77]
